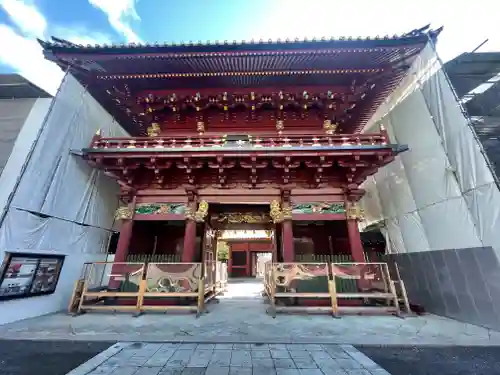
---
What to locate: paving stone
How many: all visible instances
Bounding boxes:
[292,356,318,369]
[197,343,215,350]
[344,350,381,368]
[290,350,312,358]
[252,358,275,368]
[335,358,364,369]
[165,350,194,367]
[313,358,339,370]
[271,350,291,359]
[161,343,181,349]
[134,367,163,375]
[286,344,306,351]
[251,343,269,350]
[145,351,175,367]
[231,350,252,367]
[180,368,206,375]
[233,344,251,349]
[269,344,287,350]
[159,368,184,375]
[304,345,323,351]
[229,367,252,375]
[368,370,391,375]
[276,369,300,375]
[187,350,212,367]
[253,368,277,375]
[344,370,373,375]
[110,366,141,375]
[296,370,325,375]
[273,358,296,369]
[309,351,332,361]
[87,367,117,375]
[251,350,271,358]
[215,344,233,350]
[179,343,198,350]
[205,365,230,375]
[209,350,231,366]
[322,345,351,359]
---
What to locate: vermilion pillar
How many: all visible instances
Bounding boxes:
[182,197,198,262]
[182,219,197,262]
[346,197,365,262]
[109,198,136,289]
[114,197,136,262]
[282,220,294,262]
[114,220,134,262]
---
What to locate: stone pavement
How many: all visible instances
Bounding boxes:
[68,342,392,375]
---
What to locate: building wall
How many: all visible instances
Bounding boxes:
[0,74,128,325]
[0,98,52,220]
[0,98,37,176]
[360,43,500,330]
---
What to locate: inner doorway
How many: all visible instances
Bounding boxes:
[220,230,274,278]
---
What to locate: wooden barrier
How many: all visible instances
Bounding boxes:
[68,261,228,317]
[264,262,334,317]
[331,262,401,317]
[263,261,410,318]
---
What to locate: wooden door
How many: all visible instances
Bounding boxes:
[229,242,249,277]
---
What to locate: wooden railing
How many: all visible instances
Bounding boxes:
[89,132,389,151]
[263,261,410,318]
[68,261,228,317]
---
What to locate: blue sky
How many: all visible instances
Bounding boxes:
[1,0,499,95]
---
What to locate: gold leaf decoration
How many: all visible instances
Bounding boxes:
[115,206,133,220]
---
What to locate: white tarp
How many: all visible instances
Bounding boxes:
[11,74,128,230]
[0,74,128,325]
[360,42,500,255]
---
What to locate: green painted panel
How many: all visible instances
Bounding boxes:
[292,202,345,214]
[135,203,186,215]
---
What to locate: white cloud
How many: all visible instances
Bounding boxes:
[0,0,114,95]
[0,0,46,37]
[52,26,113,46]
[89,0,142,43]
[0,24,63,95]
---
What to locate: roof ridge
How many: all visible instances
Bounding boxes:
[38,25,442,50]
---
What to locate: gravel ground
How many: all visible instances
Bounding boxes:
[356,345,500,375]
[0,340,115,375]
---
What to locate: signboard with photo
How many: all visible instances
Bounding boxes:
[0,253,65,300]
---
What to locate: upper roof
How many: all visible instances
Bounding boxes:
[0,74,52,99]
[38,25,441,135]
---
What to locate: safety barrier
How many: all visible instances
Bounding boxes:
[263,262,410,318]
[68,261,228,317]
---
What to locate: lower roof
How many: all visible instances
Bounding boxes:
[0,74,52,99]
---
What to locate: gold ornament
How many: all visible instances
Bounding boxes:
[115,207,133,220]
[185,200,209,222]
[276,119,284,134]
[147,123,161,137]
[323,119,338,135]
[346,204,365,220]
[270,200,292,223]
[196,121,205,134]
